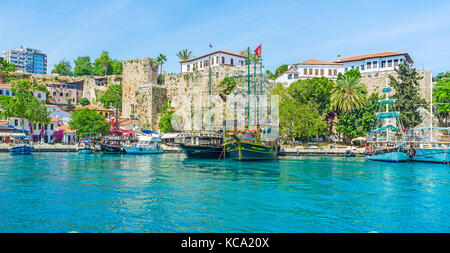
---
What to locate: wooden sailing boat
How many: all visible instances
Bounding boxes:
[365,84,410,162]
[223,47,279,161]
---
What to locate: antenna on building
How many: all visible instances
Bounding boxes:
[337,55,341,61]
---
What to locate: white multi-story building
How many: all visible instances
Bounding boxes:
[275,59,344,86]
[179,50,247,73]
[334,52,413,76]
[2,46,47,74]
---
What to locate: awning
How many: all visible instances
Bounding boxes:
[352,137,367,142]
[0,132,23,137]
[161,133,180,139]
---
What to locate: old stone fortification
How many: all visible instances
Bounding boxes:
[122,57,159,119]
[76,75,122,104]
[135,83,167,130]
[164,65,254,131]
[361,69,433,102]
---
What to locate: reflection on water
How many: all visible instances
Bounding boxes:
[0,153,448,232]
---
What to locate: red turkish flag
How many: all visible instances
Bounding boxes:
[254,44,261,56]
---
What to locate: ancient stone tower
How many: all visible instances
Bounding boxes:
[122,57,167,130]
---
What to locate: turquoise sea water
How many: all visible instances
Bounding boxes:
[0,153,448,233]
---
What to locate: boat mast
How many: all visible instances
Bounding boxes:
[253,52,257,129]
[247,47,251,130]
[430,73,433,141]
[209,55,212,132]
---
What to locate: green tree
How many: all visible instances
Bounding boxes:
[0,57,17,72]
[156,54,167,75]
[69,108,110,136]
[337,69,361,80]
[336,93,380,143]
[93,50,112,76]
[433,72,450,127]
[267,64,289,80]
[330,74,367,113]
[51,60,72,76]
[218,76,237,95]
[158,102,174,133]
[111,59,123,75]
[388,63,426,129]
[287,77,335,114]
[73,56,93,76]
[0,80,50,139]
[79,97,91,106]
[100,84,122,110]
[176,49,193,61]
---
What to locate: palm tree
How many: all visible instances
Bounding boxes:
[330,75,367,113]
[176,49,193,61]
[156,54,167,75]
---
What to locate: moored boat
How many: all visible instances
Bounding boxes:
[9,136,34,154]
[123,130,164,154]
[365,86,410,162]
[407,128,450,164]
[100,129,136,154]
[77,138,94,154]
[224,129,278,161]
[175,132,225,159]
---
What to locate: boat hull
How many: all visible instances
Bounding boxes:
[366,149,410,162]
[225,141,278,161]
[412,148,450,164]
[123,146,164,154]
[179,144,225,159]
[9,145,34,154]
[100,143,125,154]
[78,149,94,154]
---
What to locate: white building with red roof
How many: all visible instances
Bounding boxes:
[275,59,344,85]
[179,50,247,73]
[334,52,413,76]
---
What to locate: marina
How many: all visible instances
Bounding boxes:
[0,152,448,233]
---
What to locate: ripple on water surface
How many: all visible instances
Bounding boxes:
[0,153,448,232]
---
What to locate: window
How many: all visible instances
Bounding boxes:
[304,69,307,75]
[0,90,2,95]
[334,69,337,76]
[240,61,244,66]
[6,90,9,96]
[212,58,214,65]
[230,59,234,65]
[381,61,386,68]
[361,65,365,70]
[222,57,225,64]
[320,69,324,76]
[309,69,313,75]
[66,93,69,97]
[288,74,292,80]
[14,119,18,126]
[200,61,202,68]
[38,123,41,130]
[400,59,404,64]
[373,61,377,68]
[294,74,298,79]
[216,56,219,64]
[315,69,319,76]
[60,92,63,96]
[50,124,54,130]
[387,60,392,67]
[187,65,190,71]
[394,59,399,67]
[367,62,372,69]
[345,68,348,72]
[328,69,332,76]
[351,66,355,69]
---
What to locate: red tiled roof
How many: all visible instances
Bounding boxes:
[0,121,9,126]
[180,50,247,63]
[335,52,413,64]
[285,68,298,73]
[51,118,61,123]
[119,119,138,126]
[57,125,76,133]
[296,59,343,66]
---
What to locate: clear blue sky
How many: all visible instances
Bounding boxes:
[1,0,449,75]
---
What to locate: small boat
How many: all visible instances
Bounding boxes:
[123,131,164,154]
[100,129,136,154]
[9,136,35,154]
[224,128,278,161]
[176,132,225,159]
[408,128,450,164]
[77,138,94,154]
[365,86,410,162]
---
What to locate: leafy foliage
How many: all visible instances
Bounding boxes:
[433,72,450,127]
[330,73,367,113]
[156,54,167,75]
[158,102,174,133]
[69,108,109,136]
[176,49,193,61]
[52,60,72,76]
[266,64,289,80]
[93,51,112,76]
[53,129,64,143]
[79,97,90,106]
[100,84,122,110]
[388,64,426,129]
[218,76,237,95]
[335,93,380,143]
[74,56,93,76]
